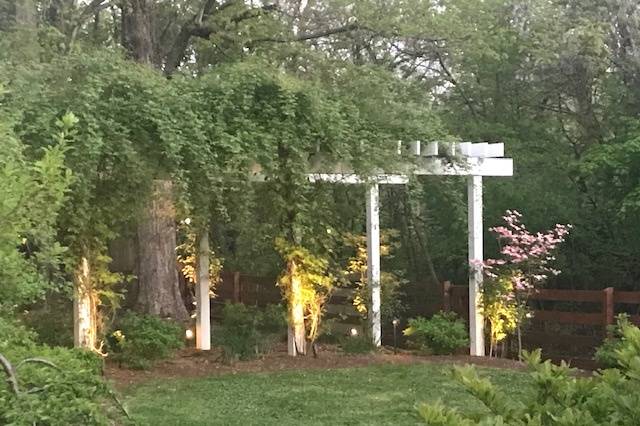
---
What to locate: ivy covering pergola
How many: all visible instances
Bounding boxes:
[194,141,513,357]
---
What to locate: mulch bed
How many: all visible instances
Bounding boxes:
[105,343,527,388]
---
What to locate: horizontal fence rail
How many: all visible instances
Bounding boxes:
[442,284,631,330]
[213,272,363,335]
[443,283,640,359]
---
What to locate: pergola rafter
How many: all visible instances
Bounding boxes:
[193,141,513,357]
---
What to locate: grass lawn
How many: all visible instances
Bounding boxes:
[124,363,530,425]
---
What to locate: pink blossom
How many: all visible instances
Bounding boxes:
[478,210,571,296]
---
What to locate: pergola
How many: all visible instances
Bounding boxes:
[194,141,513,357]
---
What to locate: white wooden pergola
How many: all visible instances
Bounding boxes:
[194,141,513,356]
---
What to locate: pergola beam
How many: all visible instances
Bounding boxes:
[308,173,408,184]
[412,157,513,177]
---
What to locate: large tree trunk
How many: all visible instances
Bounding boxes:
[121,0,153,64]
[0,0,34,29]
[135,180,188,321]
[287,259,307,356]
[74,256,98,350]
[120,1,187,321]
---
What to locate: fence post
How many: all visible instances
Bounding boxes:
[603,287,614,336]
[443,281,452,312]
[233,271,241,303]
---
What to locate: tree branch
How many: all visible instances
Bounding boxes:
[251,22,360,44]
[434,50,481,120]
[0,354,19,396]
[67,0,112,51]
[163,2,278,75]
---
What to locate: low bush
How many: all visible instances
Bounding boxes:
[214,303,287,361]
[595,313,630,368]
[339,334,376,354]
[0,316,124,425]
[419,320,640,425]
[403,312,469,355]
[108,311,184,369]
[20,294,74,347]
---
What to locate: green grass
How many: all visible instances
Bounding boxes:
[124,363,529,425]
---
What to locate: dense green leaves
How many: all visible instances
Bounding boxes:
[0,109,71,307]
[420,322,640,425]
[0,317,121,425]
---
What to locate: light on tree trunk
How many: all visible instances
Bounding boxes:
[185,329,194,340]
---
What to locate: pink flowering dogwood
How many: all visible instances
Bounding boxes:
[473,210,571,357]
[478,210,571,290]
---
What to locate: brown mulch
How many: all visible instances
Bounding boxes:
[104,344,527,388]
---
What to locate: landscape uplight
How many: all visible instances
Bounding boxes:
[392,318,400,354]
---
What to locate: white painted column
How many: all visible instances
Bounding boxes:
[468,175,485,356]
[366,183,382,346]
[196,230,211,351]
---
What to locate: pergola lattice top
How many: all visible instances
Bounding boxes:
[307,141,512,184]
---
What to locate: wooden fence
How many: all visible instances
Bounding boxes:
[443,283,640,358]
[213,272,281,313]
[212,272,362,334]
[211,274,640,358]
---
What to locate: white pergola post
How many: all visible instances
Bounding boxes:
[467,175,485,356]
[195,230,211,351]
[366,183,382,346]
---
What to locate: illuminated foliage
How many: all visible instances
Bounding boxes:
[477,211,571,357]
[343,231,406,325]
[276,239,335,346]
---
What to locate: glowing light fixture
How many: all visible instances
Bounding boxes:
[392,318,400,354]
[185,329,194,340]
[350,328,358,337]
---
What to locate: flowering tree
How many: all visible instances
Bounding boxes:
[477,210,571,357]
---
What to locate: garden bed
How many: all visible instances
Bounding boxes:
[106,343,526,388]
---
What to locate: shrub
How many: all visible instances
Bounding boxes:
[0,316,124,425]
[20,294,74,347]
[214,303,287,361]
[339,334,376,354]
[108,311,183,369]
[419,320,640,425]
[403,312,469,355]
[595,313,630,368]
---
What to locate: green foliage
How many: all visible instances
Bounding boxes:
[420,320,640,425]
[480,274,518,352]
[339,334,376,354]
[0,316,122,425]
[176,219,223,293]
[20,295,74,347]
[596,314,632,369]
[344,231,407,325]
[0,112,72,308]
[277,240,336,345]
[214,303,287,362]
[108,311,183,370]
[404,312,469,355]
